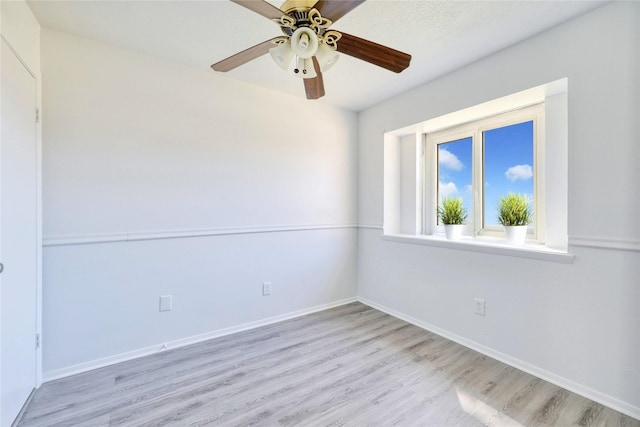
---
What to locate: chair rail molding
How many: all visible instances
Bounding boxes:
[569,235,640,252]
[44,223,359,247]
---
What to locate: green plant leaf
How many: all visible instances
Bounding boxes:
[438,196,468,225]
[496,193,533,226]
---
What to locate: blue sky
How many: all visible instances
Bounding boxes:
[438,120,533,226]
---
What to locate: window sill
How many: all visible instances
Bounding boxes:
[382,233,574,263]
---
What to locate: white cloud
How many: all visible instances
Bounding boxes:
[439,149,464,171]
[505,164,533,182]
[439,181,458,198]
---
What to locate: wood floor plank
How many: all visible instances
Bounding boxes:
[17,303,640,427]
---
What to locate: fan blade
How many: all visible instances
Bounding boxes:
[336,32,411,73]
[231,0,284,20]
[304,57,325,99]
[211,38,279,72]
[314,0,365,23]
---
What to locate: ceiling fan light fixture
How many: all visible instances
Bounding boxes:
[293,57,317,78]
[269,42,294,71]
[290,27,319,59]
[316,42,339,72]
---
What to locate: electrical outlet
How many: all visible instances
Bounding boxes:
[474,298,486,316]
[159,295,173,312]
[262,282,272,296]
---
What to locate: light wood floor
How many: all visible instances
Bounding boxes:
[18,303,639,426]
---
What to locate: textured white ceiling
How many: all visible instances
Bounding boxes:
[27,0,606,111]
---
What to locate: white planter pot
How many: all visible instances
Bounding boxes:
[504,225,528,245]
[444,224,464,240]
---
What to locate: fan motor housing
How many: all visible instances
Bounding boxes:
[280,0,316,14]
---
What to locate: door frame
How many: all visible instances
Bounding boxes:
[0,33,43,415]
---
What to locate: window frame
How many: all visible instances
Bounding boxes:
[423,104,545,243]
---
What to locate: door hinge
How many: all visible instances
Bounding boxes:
[35,333,40,349]
[35,107,40,124]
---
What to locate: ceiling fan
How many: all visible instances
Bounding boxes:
[211,0,412,100]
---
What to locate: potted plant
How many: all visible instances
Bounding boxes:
[438,196,468,240]
[497,192,533,245]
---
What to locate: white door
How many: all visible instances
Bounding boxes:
[0,39,38,426]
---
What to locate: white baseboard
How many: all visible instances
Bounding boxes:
[43,297,357,383]
[357,297,640,421]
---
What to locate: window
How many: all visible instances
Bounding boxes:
[425,105,544,242]
[483,120,535,229]
[437,137,472,226]
[382,79,569,259]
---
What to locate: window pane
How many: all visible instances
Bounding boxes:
[483,121,534,227]
[437,137,472,225]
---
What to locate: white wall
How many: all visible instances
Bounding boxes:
[358,1,639,419]
[1,1,41,73]
[41,29,358,378]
